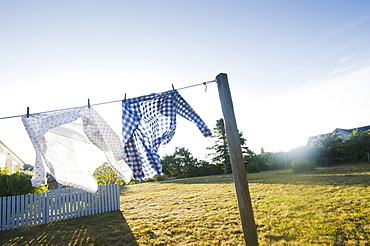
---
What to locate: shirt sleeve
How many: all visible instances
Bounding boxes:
[174,91,212,137]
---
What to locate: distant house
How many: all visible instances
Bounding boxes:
[333,125,370,140]
[307,125,370,145]
[0,140,60,188]
[0,140,26,172]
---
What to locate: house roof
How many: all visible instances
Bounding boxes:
[307,124,370,145]
[0,140,26,166]
[307,134,328,144]
[333,125,370,135]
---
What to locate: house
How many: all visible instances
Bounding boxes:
[307,134,328,145]
[333,125,370,140]
[0,140,26,172]
[307,125,370,145]
[0,140,60,188]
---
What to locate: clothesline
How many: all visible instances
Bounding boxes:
[0,79,217,120]
[22,87,213,192]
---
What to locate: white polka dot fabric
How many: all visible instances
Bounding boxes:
[22,106,132,193]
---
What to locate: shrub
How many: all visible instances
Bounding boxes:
[93,162,126,186]
[290,159,316,173]
[0,168,48,197]
[146,174,169,182]
[154,174,169,181]
[246,162,260,173]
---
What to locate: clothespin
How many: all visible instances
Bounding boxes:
[203,82,208,92]
[172,84,175,90]
[88,99,91,108]
[27,107,30,118]
[124,93,126,101]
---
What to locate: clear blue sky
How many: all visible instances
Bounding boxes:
[1,1,370,164]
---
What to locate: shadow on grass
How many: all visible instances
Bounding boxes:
[0,210,138,246]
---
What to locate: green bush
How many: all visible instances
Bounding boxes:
[148,174,169,182]
[0,168,48,197]
[127,174,168,184]
[153,174,169,181]
[290,159,316,173]
[93,162,126,186]
[246,162,260,173]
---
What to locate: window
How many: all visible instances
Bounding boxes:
[0,154,6,168]
[12,161,17,172]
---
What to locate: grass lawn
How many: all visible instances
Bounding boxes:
[1,164,369,245]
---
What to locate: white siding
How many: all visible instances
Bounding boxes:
[12,161,17,172]
[0,154,6,168]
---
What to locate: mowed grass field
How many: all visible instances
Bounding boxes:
[1,164,369,245]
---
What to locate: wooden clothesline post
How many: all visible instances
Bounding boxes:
[216,73,258,245]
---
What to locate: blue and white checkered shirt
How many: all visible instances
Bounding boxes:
[122,90,212,180]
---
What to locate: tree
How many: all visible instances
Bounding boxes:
[161,154,177,177]
[196,159,223,176]
[345,129,370,161]
[174,147,196,177]
[93,162,125,185]
[161,147,223,178]
[308,133,344,165]
[162,147,193,177]
[251,149,271,171]
[207,119,229,174]
[207,118,251,174]
[302,129,370,165]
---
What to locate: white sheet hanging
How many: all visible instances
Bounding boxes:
[22,106,132,193]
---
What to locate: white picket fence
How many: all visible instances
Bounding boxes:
[0,183,120,231]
